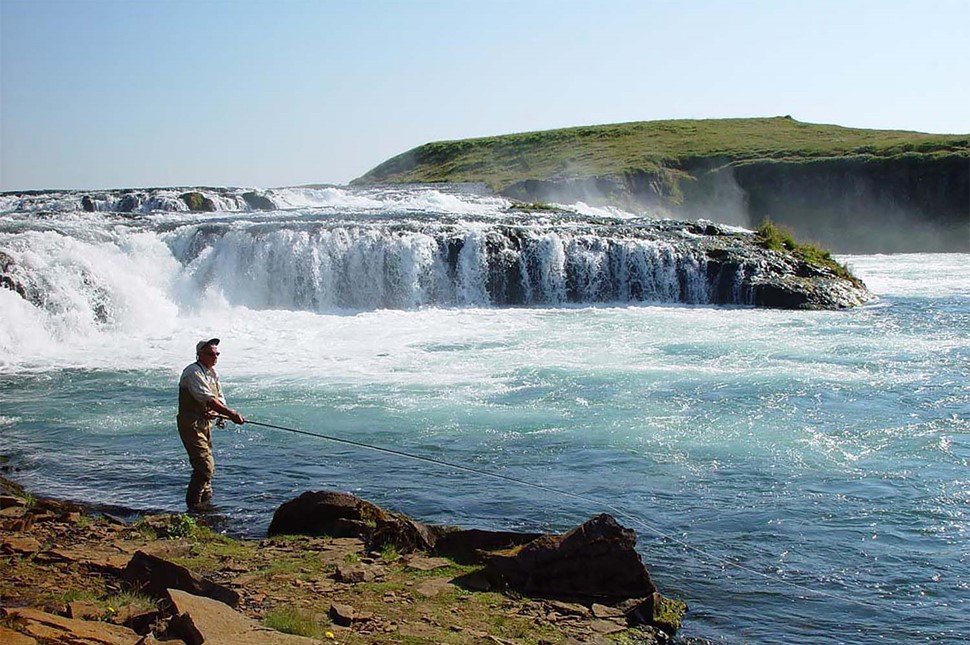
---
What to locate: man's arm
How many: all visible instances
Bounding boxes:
[207,397,245,425]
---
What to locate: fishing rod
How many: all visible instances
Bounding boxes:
[230,416,886,611]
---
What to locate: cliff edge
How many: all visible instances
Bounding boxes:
[353,117,970,253]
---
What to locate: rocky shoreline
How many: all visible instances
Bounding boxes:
[0,477,688,644]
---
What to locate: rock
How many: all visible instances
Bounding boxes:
[117,607,160,634]
[241,191,276,210]
[334,562,376,583]
[545,600,590,618]
[484,514,656,601]
[2,536,41,554]
[3,607,139,644]
[42,547,130,574]
[368,514,438,554]
[404,555,452,571]
[133,635,162,645]
[329,602,356,626]
[626,592,688,636]
[81,195,96,212]
[179,192,217,212]
[167,588,318,645]
[122,551,240,608]
[117,193,142,213]
[0,624,38,645]
[591,603,625,619]
[0,505,27,518]
[432,527,545,563]
[268,490,391,538]
[0,494,27,507]
[67,600,104,620]
[589,618,627,634]
[414,577,453,598]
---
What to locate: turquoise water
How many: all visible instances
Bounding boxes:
[0,189,967,643]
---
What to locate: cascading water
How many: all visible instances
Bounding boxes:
[1,185,760,352]
[165,222,718,312]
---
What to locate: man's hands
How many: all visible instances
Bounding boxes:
[207,399,246,426]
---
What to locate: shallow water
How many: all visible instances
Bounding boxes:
[0,189,967,643]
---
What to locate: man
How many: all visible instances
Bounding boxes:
[177,338,245,510]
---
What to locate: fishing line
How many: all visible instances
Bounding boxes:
[234,417,885,611]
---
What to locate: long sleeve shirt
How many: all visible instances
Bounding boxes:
[178,361,225,419]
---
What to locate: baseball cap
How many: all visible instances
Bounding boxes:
[196,338,220,354]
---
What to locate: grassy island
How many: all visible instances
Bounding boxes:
[354,117,969,254]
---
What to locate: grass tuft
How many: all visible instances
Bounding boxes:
[263,607,321,637]
[755,219,860,285]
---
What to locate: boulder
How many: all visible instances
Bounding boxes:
[268,490,391,538]
[241,191,276,210]
[122,551,239,608]
[117,193,142,213]
[484,513,655,601]
[368,514,438,553]
[167,588,318,645]
[179,192,217,212]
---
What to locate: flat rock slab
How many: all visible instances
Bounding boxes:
[4,607,139,644]
[404,555,452,571]
[0,624,38,645]
[167,589,318,645]
[414,577,454,598]
[1,536,41,554]
[42,547,131,574]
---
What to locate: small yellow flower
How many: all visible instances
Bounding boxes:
[325,631,335,639]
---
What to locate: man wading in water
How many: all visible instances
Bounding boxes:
[177,338,246,510]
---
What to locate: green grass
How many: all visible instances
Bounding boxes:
[754,219,859,284]
[263,607,322,638]
[354,116,968,192]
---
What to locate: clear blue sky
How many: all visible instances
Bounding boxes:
[2,0,968,191]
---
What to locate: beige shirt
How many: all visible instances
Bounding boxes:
[178,362,225,419]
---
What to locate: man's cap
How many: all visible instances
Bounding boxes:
[196,338,220,354]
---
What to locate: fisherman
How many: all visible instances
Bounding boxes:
[177,338,245,510]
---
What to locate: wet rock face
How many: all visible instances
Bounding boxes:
[179,191,217,212]
[484,513,657,601]
[241,191,276,210]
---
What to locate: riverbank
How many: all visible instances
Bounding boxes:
[0,476,677,644]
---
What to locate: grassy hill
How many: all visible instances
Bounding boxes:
[353,117,969,253]
[354,116,967,191]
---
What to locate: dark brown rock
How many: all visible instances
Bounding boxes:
[268,490,390,538]
[432,527,545,563]
[484,514,656,601]
[329,602,356,626]
[122,551,240,608]
[368,514,437,554]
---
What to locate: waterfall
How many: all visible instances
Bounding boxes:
[1,186,772,361]
[166,222,724,311]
